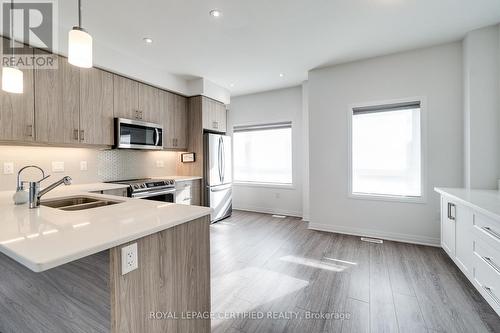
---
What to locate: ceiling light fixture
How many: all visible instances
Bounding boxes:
[143,37,153,44]
[229,83,235,87]
[279,73,284,77]
[68,0,93,68]
[2,0,23,94]
[209,9,222,17]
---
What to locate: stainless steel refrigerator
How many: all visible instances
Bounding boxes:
[204,133,232,222]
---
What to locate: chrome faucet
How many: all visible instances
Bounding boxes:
[28,176,73,209]
[16,165,48,192]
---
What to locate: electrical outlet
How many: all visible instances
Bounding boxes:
[3,162,14,175]
[52,161,65,173]
[156,160,164,168]
[80,161,88,171]
[121,243,138,275]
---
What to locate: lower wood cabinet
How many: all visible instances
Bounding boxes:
[439,192,500,316]
[175,179,201,206]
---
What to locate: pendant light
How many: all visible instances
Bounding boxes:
[2,0,23,94]
[68,0,92,68]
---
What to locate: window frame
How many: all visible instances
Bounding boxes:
[347,97,427,204]
[232,121,294,189]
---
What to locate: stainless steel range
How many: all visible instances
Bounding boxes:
[108,178,176,202]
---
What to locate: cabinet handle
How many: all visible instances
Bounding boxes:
[482,226,500,241]
[213,121,218,129]
[483,286,500,306]
[73,129,79,140]
[80,130,85,141]
[483,256,500,274]
[447,202,456,221]
[25,125,33,137]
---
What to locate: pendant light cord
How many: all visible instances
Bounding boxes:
[78,0,82,28]
[10,0,14,58]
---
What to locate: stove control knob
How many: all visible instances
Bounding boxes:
[169,180,175,185]
[141,184,146,189]
[132,184,139,189]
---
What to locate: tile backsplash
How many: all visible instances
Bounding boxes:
[0,146,179,191]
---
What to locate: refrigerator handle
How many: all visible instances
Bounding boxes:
[218,137,223,183]
[221,138,225,184]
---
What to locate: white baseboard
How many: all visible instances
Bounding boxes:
[233,205,303,218]
[308,222,440,247]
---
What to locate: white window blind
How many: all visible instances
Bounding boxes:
[233,122,292,185]
[351,101,422,199]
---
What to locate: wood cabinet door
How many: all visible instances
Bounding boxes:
[80,68,114,145]
[215,101,227,132]
[161,91,175,149]
[0,38,35,142]
[35,54,80,144]
[174,94,188,149]
[138,83,162,123]
[113,75,138,120]
[201,96,226,132]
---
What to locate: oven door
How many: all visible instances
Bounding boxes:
[131,188,175,202]
[115,118,163,150]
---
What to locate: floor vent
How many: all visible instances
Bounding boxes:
[272,214,287,219]
[361,237,383,244]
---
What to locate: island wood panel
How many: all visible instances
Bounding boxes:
[35,53,80,144]
[80,68,114,145]
[110,215,211,333]
[0,37,35,142]
[0,250,111,333]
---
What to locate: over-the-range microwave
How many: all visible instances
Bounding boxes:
[114,118,163,150]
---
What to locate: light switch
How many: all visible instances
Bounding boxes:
[3,162,14,175]
[80,161,88,171]
[52,161,65,173]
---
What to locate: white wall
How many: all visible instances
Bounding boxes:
[302,82,310,221]
[228,86,304,217]
[308,43,463,245]
[463,24,500,189]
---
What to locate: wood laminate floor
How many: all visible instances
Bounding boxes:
[210,210,500,333]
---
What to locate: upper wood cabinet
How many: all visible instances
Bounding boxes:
[80,68,114,145]
[0,37,35,142]
[138,84,162,124]
[113,75,138,120]
[202,97,226,133]
[35,54,80,144]
[113,75,162,123]
[162,92,188,150]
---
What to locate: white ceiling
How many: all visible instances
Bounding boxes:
[10,0,500,96]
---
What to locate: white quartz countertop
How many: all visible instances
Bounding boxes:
[435,187,500,222]
[0,183,211,272]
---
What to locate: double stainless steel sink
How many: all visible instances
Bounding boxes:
[40,196,123,211]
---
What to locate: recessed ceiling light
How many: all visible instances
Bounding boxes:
[143,37,153,44]
[209,9,222,17]
[230,83,235,87]
[279,73,284,77]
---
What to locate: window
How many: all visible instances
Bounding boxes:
[350,101,422,200]
[233,122,292,185]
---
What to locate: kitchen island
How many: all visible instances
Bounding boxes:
[0,184,212,333]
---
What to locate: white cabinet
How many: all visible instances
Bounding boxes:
[175,179,201,206]
[441,196,457,257]
[437,189,500,316]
